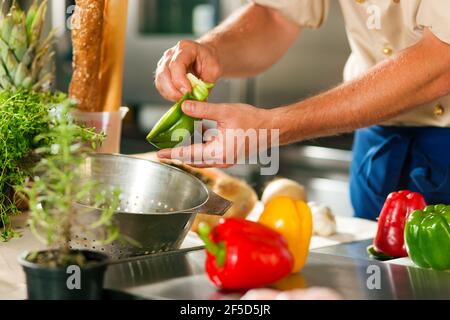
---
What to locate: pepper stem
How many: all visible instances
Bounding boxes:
[198,223,226,268]
[187,73,215,101]
[367,245,394,261]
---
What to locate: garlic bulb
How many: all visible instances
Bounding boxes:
[308,202,337,237]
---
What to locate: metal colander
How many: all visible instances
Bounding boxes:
[69,154,232,260]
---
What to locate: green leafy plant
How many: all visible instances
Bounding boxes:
[0,0,67,241]
[20,103,121,267]
[0,90,72,240]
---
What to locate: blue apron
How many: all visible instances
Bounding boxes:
[350,125,450,220]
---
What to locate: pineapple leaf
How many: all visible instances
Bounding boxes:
[31,51,46,81]
[29,0,47,46]
[5,49,18,76]
[36,28,55,53]
[0,60,13,85]
[11,3,24,23]
[0,0,53,92]
[26,0,39,37]
[0,62,11,89]
[20,42,37,67]
[31,43,52,82]
[0,1,5,17]
[32,71,52,91]
[10,19,28,61]
[0,75,11,90]
[0,61,6,77]
[1,14,13,44]
[14,62,28,87]
[0,37,9,62]
[22,76,32,89]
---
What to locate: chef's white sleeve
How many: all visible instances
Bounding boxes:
[251,0,329,28]
[415,0,450,44]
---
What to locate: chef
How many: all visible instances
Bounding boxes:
[155,0,450,220]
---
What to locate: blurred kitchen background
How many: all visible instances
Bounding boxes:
[42,0,353,216]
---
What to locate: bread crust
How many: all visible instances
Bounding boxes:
[99,0,128,112]
[69,0,105,112]
[190,175,258,232]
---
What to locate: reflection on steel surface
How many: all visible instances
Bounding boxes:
[104,247,450,300]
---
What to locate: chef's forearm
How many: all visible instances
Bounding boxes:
[272,29,450,144]
[199,3,301,78]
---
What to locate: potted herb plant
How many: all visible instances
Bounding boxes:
[17,102,121,300]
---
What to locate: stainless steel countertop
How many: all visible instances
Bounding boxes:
[311,239,374,259]
[104,243,450,300]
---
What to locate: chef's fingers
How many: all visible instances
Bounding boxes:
[169,40,222,91]
[157,141,232,168]
[156,41,222,101]
[193,46,222,84]
[183,162,233,169]
[154,68,183,102]
[155,52,184,101]
[157,143,203,163]
[182,101,227,121]
[169,45,197,94]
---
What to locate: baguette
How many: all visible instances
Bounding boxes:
[69,0,105,112]
[99,0,128,112]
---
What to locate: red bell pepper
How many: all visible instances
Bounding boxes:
[369,190,426,259]
[198,218,293,291]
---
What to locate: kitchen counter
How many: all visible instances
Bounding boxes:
[2,215,449,300]
[104,244,450,300]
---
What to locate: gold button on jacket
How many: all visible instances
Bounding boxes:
[434,104,445,117]
[253,0,450,127]
[382,47,393,56]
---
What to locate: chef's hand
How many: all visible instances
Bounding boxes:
[155,40,222,101]
[157,100,274,168]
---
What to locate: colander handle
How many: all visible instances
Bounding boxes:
[188,189,233,216]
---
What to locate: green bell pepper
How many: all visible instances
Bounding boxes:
[147,73,214,149]
[404,204,450,271]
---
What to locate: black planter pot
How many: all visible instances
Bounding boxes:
[19,250,109,300]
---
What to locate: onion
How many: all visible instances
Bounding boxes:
[261,178,307,205]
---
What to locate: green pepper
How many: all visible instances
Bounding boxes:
[404,204,450,271]
[147,73,214,149]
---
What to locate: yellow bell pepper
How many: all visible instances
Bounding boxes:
[259,196,313,273]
